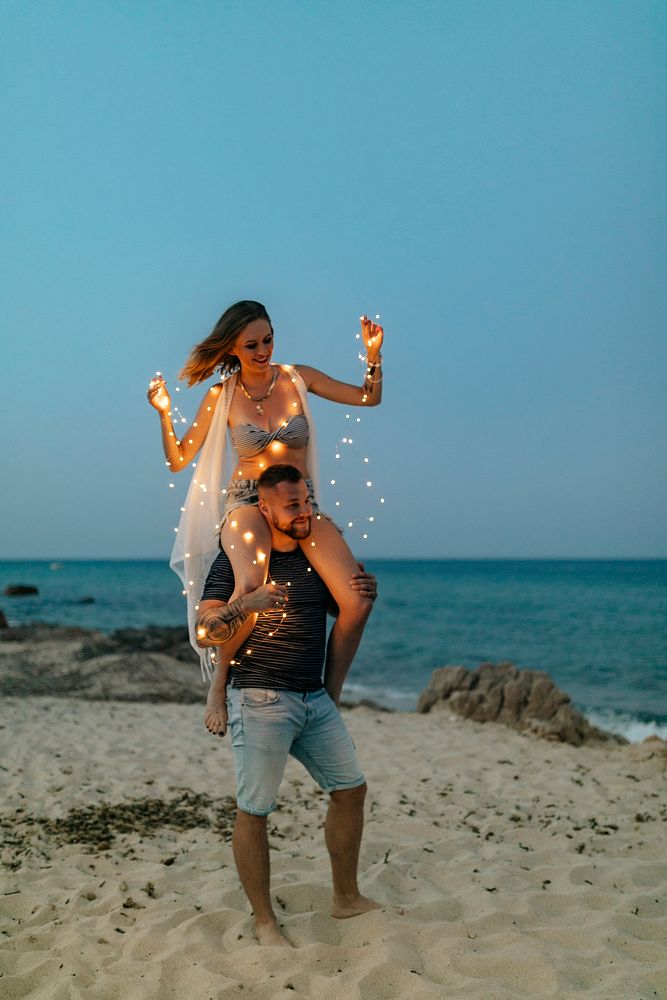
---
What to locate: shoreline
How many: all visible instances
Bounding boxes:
[1,620,665,745]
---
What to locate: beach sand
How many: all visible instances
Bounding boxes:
[1,694,665,1000]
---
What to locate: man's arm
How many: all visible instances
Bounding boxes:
[196,582,289,646]
[323,566,377,703]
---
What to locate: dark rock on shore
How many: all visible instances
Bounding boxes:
[418,661,626,746]
[4,584,39,596]
[0,622,202,703]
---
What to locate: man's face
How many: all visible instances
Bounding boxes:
[259,480,312,539]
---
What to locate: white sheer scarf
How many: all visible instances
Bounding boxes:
[169,364,320,681]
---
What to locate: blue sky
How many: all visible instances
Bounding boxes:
[2,0,665,559]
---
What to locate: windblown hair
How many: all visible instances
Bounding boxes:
[179,300,273,386]
[257,464,304,494]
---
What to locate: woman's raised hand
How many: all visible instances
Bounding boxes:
[146,375,171,412]
[361,316,383,362]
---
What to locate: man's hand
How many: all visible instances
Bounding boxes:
[243,581,289,613]
[196,582,289,646]
[349,562,377,602]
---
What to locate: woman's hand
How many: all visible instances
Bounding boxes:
[146,375,171,412]
[361,316,384,363]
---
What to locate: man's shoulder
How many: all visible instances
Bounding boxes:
[209,548,233,574]
[201,548,234,599]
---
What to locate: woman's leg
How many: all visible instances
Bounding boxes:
[299,516,374,703]
[205,506,271,736]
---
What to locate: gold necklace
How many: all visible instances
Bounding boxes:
[238,368,279,415]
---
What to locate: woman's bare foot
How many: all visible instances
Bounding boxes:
[255,919,293,947]
[331,893,403,919]
[204,688,228,737]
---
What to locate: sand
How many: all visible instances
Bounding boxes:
[1,696,666,1000]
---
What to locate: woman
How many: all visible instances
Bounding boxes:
[147,300,383,733]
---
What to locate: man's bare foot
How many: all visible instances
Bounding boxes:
[204,689,228,737]
[255,919,293,947]
[331,893,404,919]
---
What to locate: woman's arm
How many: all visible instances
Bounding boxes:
[296,315,383,407]
[147,380,223,473]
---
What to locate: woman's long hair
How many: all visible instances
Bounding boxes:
[179,300,273,386]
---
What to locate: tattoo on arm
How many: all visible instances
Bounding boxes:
[197,598,249,642]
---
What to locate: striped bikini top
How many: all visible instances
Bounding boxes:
[230,413,310,459]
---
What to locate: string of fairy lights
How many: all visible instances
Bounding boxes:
[151,315,385,662]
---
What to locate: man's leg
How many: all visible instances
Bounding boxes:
[226,687,300,945]
[232,809,291,946]
[325,783,382,918]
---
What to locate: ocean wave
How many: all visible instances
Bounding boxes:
[583,708,667,744]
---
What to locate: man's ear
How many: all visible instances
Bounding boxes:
[257,496,269,518]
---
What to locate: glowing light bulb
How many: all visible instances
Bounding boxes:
[348,521,353,528]
[380,498,385,503]
[335,453,341,459]
[257,551,266,563]
[330,479,336,485]
[197,627,206,639]
[231,520,238,529]
[363,533,368,539]
[243,531,254,542]
[366,481,372,487]
[169,483,175,489]
[364,457,369,463]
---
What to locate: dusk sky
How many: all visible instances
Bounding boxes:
[3,0,665,559]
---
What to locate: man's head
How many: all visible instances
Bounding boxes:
[257,465,312,542]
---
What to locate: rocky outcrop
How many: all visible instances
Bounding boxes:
[4,585,39,596]
[0,622,202,703]
[418,661,626,746]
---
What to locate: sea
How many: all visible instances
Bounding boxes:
[1,559,665,743]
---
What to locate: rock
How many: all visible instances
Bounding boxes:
[0,623,98,643]
[417,662,626,746]
[76,626,193,663]
[4,585,39,596]
[0,609,8,629]
[76,596,96,604]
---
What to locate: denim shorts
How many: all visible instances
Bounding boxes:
[221,477,319,527]
[226,687,365,816]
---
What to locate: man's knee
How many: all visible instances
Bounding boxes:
[330,782,367,806]
[235,807,269,829]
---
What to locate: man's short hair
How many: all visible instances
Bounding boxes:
[257,464,305,494]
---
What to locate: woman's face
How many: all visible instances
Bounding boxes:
[231,319,274,374]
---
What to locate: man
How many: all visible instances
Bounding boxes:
[196,464,383,947]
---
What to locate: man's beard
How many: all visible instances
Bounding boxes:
[271,512,312,539]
